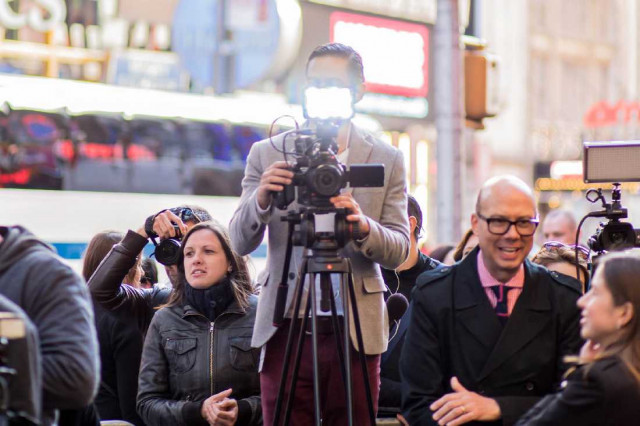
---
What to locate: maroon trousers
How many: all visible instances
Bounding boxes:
[260,320,381,426]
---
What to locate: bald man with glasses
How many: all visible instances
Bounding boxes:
[400,176,583,426]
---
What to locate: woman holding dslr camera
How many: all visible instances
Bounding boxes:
[137,221,261,425]
[517,250,640,425]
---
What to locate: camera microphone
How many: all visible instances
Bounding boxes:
[386,293,409,326]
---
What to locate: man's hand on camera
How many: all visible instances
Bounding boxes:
[150,210,188,239]
[330,192,370,236]
[257,161,293,210]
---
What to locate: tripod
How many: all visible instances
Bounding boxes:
[271,210,376,426]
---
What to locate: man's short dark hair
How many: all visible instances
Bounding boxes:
[407,195,423,240]
[306,42,365,86]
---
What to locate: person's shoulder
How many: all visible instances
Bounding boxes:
[247,293,259,308]
[528,261,583,295]
[150,303,182,326]
[586,357,640,396]
[415,263,454,290]
[252,129,296,150]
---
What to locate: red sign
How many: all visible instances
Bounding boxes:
[584,100,640,128]
[330,12,429,98]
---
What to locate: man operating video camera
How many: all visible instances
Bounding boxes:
[230,42,410,424]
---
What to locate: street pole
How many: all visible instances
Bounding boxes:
[435,0,464,243]
[214,0,234,94]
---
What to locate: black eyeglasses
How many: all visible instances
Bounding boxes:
[542,241,590,260]
[476,213,539,236]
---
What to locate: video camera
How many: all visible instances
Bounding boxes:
[146,207,201,265]
[271,85,385,247]
[584,185,640,253]
[273,126,384,210]
[580,141,640,255]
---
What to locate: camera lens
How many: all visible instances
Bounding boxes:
[308,164,343,196]
[154,238,182,266]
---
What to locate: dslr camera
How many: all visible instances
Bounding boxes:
[146,207,201,265]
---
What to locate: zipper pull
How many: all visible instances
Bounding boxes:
[210,322,214,332]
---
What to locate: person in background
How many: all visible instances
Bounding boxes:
[430,244,456,265]
[401,176,583,426]
[453,228,479,263]
[379,195,441,419]
[532,241,589,292]
[542,209,580,245]
[89,205,212,335]
[141,257,158,290]
[0,226,99,425]
[84,231,145,425]
[137,221,261,425]
[517,250,640,425]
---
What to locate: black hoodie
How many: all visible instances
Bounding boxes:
[0,226,99,425]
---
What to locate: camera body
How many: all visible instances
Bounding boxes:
[274,125,384,210]
[588,220,640,253]
[147,207,200,265]
[584,185,640,254]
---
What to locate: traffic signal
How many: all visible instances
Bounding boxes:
[464,37,500,125]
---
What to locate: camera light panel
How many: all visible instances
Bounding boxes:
[304,87,354,121]
[584,141,640,183]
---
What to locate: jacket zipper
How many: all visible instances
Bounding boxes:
[209,321,214,396]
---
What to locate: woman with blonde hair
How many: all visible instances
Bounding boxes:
[517,250,640,425]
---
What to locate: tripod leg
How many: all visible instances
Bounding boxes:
[283,283,312,426]
[341,273,354,426]
[327,275,347,392]
[273,261,307,426]
[309,273,322,425]
[347,273,376,426]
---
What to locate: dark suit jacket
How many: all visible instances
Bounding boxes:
[400,247,583,426]
[516,356,640,425]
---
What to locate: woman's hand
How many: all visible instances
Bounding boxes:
[201,388,238,426]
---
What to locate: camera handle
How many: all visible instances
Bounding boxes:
[586,184,628,220]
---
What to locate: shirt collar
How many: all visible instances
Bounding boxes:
[477,250,524,288]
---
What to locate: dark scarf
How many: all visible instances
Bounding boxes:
[184,277,235,322]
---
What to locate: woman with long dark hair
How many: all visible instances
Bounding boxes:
[517,250,640,425]
[84,230,145,425]
[137,221,261,425]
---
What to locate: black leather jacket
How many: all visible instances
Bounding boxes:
[137,295,262,426]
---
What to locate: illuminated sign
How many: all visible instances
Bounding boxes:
[330,12,429,98]
[0,0,66,32]
[535,178,640,193]
[550,161,583,180]
[584,100,640,128]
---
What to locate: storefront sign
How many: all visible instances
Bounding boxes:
[310,0,436,24]
[0,0,66,32]
[584,100,640,128]
[330,11,429,98]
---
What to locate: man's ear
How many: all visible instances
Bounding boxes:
[408,216,418,236]
[353,82,365,103]
[471,213,479,235]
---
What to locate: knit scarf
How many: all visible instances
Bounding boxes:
[184,277,235,322]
